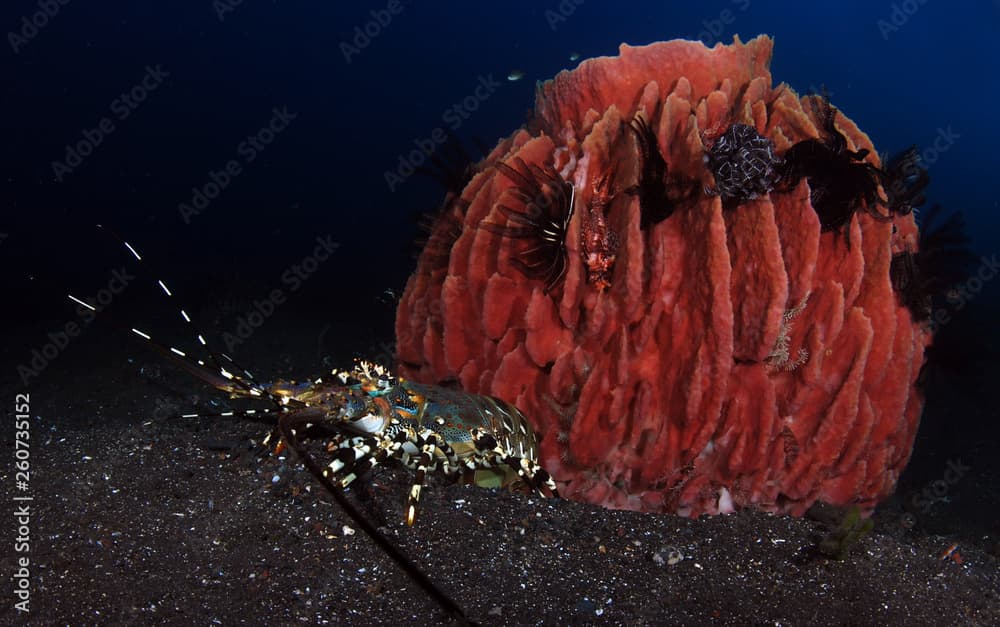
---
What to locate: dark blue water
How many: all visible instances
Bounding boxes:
[2,2,999,528]
[1,4,995,328]
[3,0,998,297]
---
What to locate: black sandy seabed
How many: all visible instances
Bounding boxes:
[2,305,999,627]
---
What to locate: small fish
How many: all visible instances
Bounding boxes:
[569,52,580,61]
[379,287,399,304]
[507,69,525,82]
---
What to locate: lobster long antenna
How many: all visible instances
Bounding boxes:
[93,224,285,407]
[66,292,288,427]
[82,226,477,624]
[278,410,477,626]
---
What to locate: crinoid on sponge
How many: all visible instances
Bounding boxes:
[704,122,783,209]
[396,35,933,517]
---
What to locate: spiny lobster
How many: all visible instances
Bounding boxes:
[70,227,558,625]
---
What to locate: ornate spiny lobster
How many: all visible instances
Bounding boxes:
[70,227,557,625]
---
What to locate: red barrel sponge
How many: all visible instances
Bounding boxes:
[396,35,930,517]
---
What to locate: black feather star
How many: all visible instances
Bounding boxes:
[778,94,891,244]
[890,204,975,322]
[880,146,929,217]
[625,112,675,228]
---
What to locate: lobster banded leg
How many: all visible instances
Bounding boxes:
[516,458,559,497]
[496,454,558,497]
[268,422,370,490]
[403,429,463,526]
[315,423,464,526]
[321,433,435,493]
[274,411,474,625]
[470,429,559,498]
[320,415,436,488]
[324,436,382,488]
